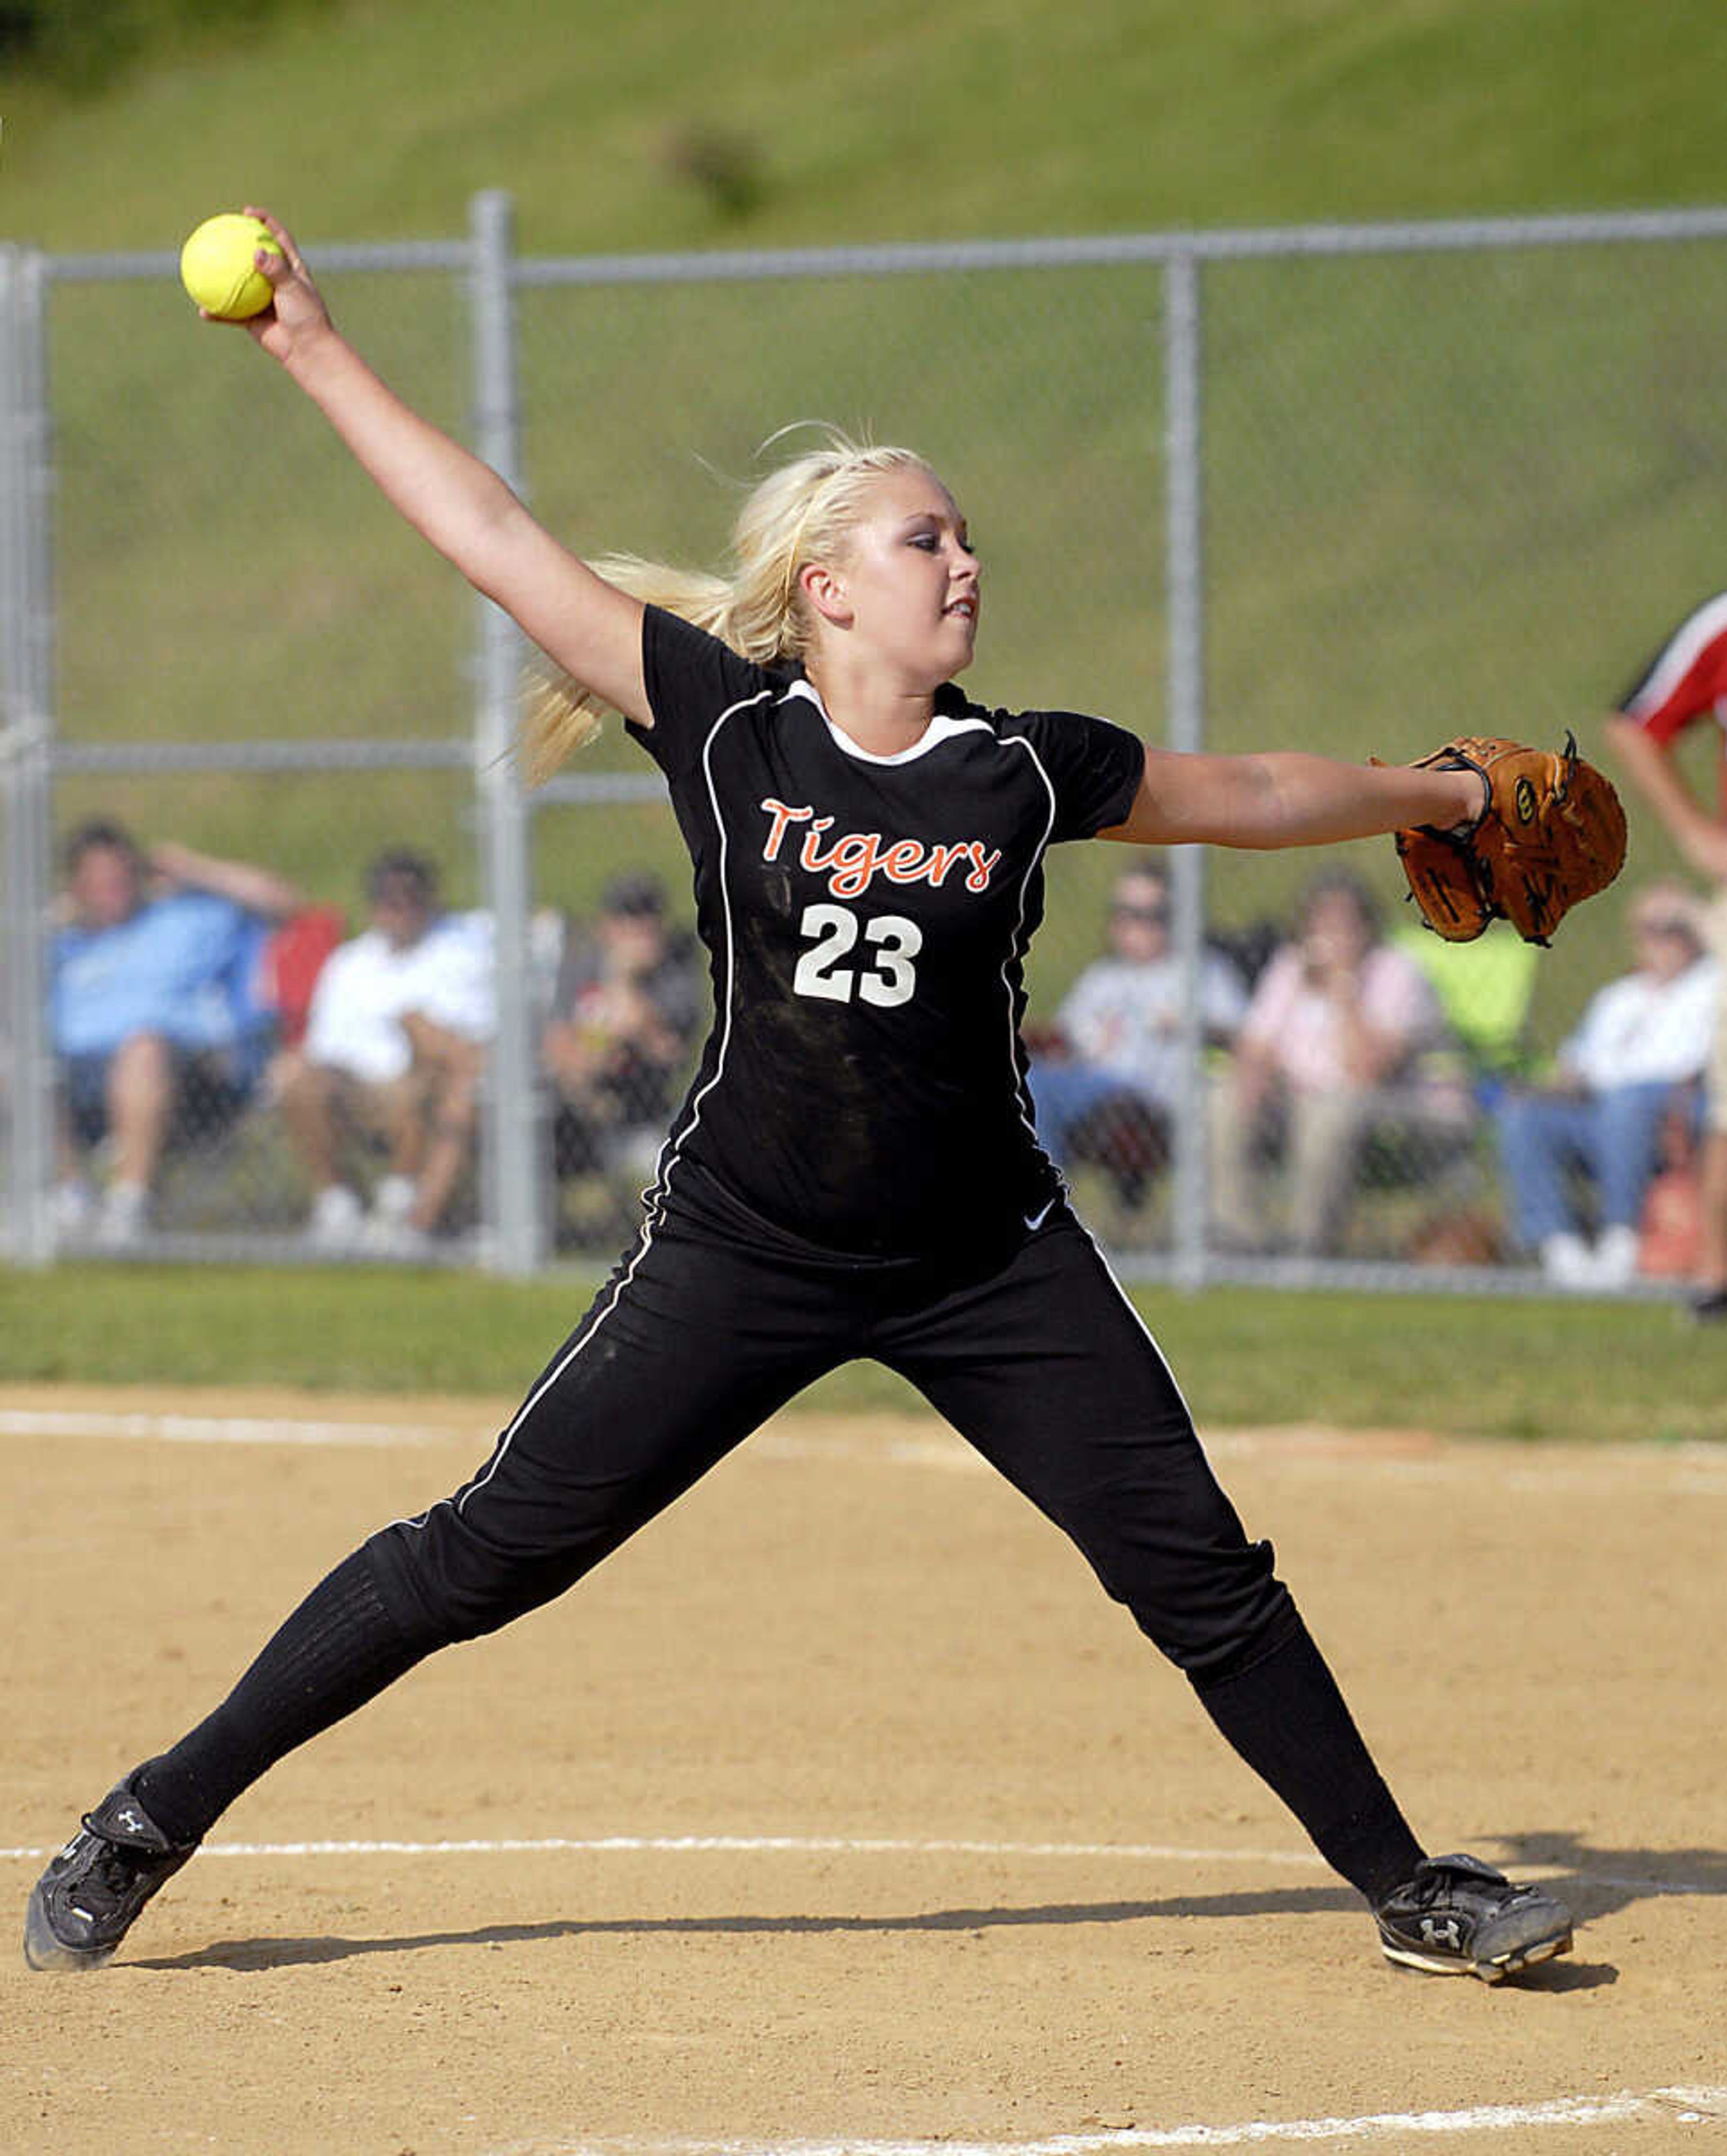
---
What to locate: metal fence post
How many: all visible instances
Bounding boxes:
[468,190,542,1276]
[1163,251,1209,1292]
[0,246,56,1269]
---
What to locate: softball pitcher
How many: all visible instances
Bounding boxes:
[25,210,1574,1986]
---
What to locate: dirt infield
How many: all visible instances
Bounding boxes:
[5,1383,1725,2155]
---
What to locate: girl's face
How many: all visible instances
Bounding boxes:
[810,468,981,687]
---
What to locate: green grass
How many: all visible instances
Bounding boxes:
[8,0,1727,256]
[3,1263,1721,1445]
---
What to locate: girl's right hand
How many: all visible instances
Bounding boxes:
[231,206,334,364]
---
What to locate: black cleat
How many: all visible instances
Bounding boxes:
[23,1775,198,1972]
[1375,1852,1573,1982]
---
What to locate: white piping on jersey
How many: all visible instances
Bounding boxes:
[1621,588,1727,723]
[783,676,993,763]
[993,733,1065,1167]
[385,679,781,1537]
[640,680,774,1213]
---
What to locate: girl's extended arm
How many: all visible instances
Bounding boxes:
[1099,747,1485,850]
[236,209,650,727]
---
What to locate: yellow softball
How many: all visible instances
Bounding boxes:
[179,213,283,321]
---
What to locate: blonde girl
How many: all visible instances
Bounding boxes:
[26,211,1570,1988]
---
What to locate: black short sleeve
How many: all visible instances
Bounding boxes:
[630,606,778,781]
[1001,707,1146,842]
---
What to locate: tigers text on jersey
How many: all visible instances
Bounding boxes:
[630,607,1145,1259]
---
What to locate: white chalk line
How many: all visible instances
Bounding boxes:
[0,1404,982,1470]
[4,1404,1726,1495]
[0,1405,451,1449]
[496,2088,1727,2153]
[0,1830,1712,1901]
[0,1833,1329,1866]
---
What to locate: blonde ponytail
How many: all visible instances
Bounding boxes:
[518,554,732,789]
[517,427,935,787]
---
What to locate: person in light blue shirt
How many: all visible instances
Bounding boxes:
[50,820,303,1245]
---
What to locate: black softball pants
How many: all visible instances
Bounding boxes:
[142,1174,1423,1901]
[366,1184,1294,1681]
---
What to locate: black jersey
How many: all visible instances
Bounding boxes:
[630,606,1145,1259]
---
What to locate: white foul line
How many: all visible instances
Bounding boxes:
[4,1403,1726,1496]
[0,1405,447,1449]
[509,2089,1727,2152]
[0,1830,1711,1901]
[0,1832,1328,1866]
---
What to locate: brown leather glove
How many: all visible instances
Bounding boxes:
[1392,733,1628,944]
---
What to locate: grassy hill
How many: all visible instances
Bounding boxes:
[7,0,1727,254]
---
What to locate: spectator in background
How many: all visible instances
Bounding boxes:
[1392,916,1541,1109]
[1492,881,1717,1288]
[1028,862,1247,1205]
[543,870,705,1187]
[49,821,303,1248]
[1209,868,1464,1257]
[277,849,495,1255]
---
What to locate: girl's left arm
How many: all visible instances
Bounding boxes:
[1098,747,1485,850]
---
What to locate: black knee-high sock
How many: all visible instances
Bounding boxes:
[134,1547,433,1847]
[1191,1616,1425,1906]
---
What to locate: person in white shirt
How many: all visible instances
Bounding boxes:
[277,850,495,1252]
[1492,881,1718,1286]
[1028,863,1247,1204]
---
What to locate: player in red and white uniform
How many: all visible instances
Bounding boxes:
[1606,594,1727,1317]
[23,212,1572,1986]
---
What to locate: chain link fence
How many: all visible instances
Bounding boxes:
[4,198,1724,1286]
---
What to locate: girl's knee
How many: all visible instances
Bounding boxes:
[365,1514,584,1649]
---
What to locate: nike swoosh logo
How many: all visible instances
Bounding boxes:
[1024,1198,1056,1232]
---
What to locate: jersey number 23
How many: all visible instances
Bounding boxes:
[793,902,923,1009]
